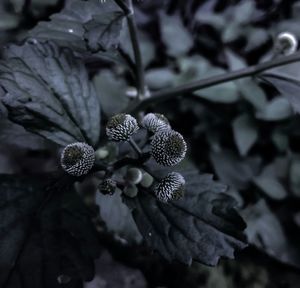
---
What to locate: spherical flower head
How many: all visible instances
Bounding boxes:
[61,142,95,176]
[151,129,187,166]
[106,113,139,141]
[154,172,185,202]
[99,178,117,195]
[141,113,171,133]
[275,32,298,55]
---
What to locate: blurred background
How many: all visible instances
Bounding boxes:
[1,0,300,287]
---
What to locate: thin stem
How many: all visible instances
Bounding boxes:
[115,0,146,100]
[126,51,300,113]
[128,137,142,155]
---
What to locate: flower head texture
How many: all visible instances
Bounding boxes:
[61,142,95,176]
[106,113,139,141]
[99,178,117,195]
[154,172,185,202]
[151,129,187,166]
[141,113,171,133]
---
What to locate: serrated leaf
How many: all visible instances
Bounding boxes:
[159,12,193,57]
[125,172,247,266]
[260,72,300,115]
[0,40,101,147]
[0,174,101,288]
[232,114,258,156]
[29,0,125,52]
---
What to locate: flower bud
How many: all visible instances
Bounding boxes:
[275,32,298,55]
[125,167,143,184]
[141,113,171,133]
[154,172,185,202]
[151,129,187,166]
[99,178,117,195]
[124,184,138,198]
[61,142,95,176]
[140,172,154,188]
[106,113,139,141]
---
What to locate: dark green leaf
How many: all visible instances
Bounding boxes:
[0,40,101,147]
[0,174,101,288]
[29,0,125,53]
[125,172,247,266]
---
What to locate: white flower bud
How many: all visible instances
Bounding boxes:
[106,113,139,141]
[275,32,298,55]
[154,172,185,202]
[141,113,171,133]
[151,129,187,166]
[61,142,95,176]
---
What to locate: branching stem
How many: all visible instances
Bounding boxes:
[126,51,300,113]
[115,0,146,100]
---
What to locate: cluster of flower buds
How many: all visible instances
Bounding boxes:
[99,178,117,195]
[60,142,95,176]
[104,112,188,202]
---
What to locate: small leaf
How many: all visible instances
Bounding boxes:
[254,176,287,200]
[159,12,193,57]
[256,97,292,121]
[145,68,176,90]
[0,40,101,147]
[289,157,300,197]
[125,172,247,266]
[29,0,125,52]
[232,114,258,156]
[0,174,101,287]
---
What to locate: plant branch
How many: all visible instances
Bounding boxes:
[128,137,142,155]
[126,51,300,113]
[115,0,146,100]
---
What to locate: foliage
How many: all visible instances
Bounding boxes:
[0,0,300,287]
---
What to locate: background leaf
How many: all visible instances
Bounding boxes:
[0,40,101,147]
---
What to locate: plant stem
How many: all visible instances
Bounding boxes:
[126,51,300,113]
[128,137,143,155]
[115,0,146,100]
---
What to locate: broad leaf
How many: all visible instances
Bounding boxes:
[0,40,101,147]
[0,174,101,288]
[125,172,247,266]
[29,0,125,53]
